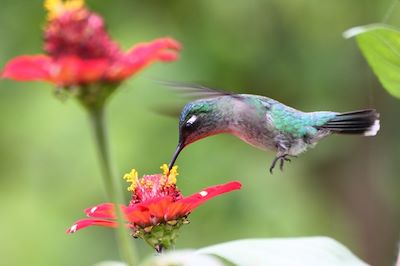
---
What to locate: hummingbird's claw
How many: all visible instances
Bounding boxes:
[269,154,291,174]
[279,158,285,171]
[269,165,275,174]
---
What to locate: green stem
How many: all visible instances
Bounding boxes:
[89,107,138,266]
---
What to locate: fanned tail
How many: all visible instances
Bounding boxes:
[318,109,380,136]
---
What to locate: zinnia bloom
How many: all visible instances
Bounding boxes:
[1,0,181,96]
[67,164,241,252]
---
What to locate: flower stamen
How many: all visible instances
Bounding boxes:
[44,0,85,20]
[123,169,138,191]
[160,164,178,187]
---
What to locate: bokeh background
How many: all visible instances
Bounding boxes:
[1,0,400,265]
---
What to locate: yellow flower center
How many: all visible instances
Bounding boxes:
[160,164,178,187]
[123,164,179,191]
[44,0,85,20]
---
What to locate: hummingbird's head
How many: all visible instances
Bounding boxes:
[169,100,223,169]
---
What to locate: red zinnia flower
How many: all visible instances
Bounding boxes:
[1,0,181,88]
[67,164,241,252]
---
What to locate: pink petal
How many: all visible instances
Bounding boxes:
[106,37,181,81]
[66,219,118,234]
[1,55,52,82]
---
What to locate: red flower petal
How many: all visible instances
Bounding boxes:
[124,207,152,226]
[122,197,174,226]
[85,202,157,226]
[106,37,181,81]
[164,201,190,220]
[1,55,52,82]
[51,56,109,86]
[66,219,118,234]
[142,197,173,219]
[126,182,241,223]
[2,38,181,85]
[1,55,109,86]
[69,181,241,234]
[85,203,117,219]
[179,181,242,212]
[85,203,152,225]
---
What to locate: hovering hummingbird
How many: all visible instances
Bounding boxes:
[166,83,380,173]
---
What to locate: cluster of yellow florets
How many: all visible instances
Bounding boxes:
[123,164,179,191]
[123,169,138,192]
[44,0,85,20]
[160,164,178,187]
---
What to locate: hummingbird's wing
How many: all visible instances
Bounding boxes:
[155,80,244,100]
[154,80,260,118]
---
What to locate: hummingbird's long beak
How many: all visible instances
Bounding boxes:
[169,143,184,171]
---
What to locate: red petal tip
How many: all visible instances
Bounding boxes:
[158,51,180,61]
[66,223,78,234]
[158,37,182,51]
[226,181,242,190]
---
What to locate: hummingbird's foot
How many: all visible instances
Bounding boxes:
[279,156,291,171]
[269,155,291,174]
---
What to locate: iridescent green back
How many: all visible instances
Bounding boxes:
[270,104,336,138]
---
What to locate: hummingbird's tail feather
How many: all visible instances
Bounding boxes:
[319,109,380,136]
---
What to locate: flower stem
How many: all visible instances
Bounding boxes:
[89,107,138,266]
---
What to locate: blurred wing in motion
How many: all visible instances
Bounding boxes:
[155,79,242,100]
[152,104,183,118]
[153,80,250,118]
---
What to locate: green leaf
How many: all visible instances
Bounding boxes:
[93,261,127,266]
[197,237,369,266]
[344,23,400,99]
[140,250,225,266]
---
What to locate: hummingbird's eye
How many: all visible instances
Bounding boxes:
[185,115,197,128]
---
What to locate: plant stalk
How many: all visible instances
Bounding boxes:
[89,107,138,266]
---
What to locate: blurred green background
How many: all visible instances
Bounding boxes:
[1,0,400,265]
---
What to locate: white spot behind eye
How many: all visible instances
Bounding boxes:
[186,115,197,125]
[199,191,208,197]
[90,206,98,214]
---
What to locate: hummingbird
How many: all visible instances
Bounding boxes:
[166,83,380,173]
